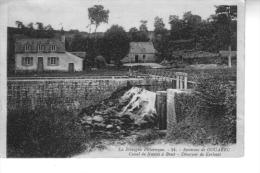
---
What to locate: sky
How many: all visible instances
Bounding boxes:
[5,0,238,32]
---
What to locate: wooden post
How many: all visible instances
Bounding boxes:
[179,76,183,89]
[176,76,180,89]
[155,91,167,130]
[166,89,177,133]
[184,75,187,90]
[228,45,232,68]
[175,72,188,90]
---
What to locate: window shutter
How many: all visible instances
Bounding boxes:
[30,57,33,65]
[47,57,50,65]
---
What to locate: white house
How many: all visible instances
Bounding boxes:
[121,42,157,63]
[14,36,83,72]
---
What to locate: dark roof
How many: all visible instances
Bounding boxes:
[69,52,86,58]
[15,38,65,53]
[129,42,156,54]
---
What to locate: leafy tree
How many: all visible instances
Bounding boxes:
[169,15,183,40]
[128,27,138,41]
[44,24,54,31]
[153,17,170,62]
[212,5,237,50]
[88,5,109,34]
[154,16,165,33]
[139,20,148,32]
[70,34,87,51]
[182,11,202,44]
[183,11,202,26]
[128,27,149,42]
[15,21,25,29]
[27,22,34,29]
[36,22,44,30]
[101,25,130,66]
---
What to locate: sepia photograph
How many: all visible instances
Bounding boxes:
[1,0,244,158]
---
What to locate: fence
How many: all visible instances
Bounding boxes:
[153,71,196,137]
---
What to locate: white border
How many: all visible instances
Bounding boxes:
[2,0,260,172]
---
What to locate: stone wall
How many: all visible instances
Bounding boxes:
[8,77,176,112]
[7,78,146,111]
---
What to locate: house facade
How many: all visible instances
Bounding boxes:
[15,37,83,72]
[121,42,157,63]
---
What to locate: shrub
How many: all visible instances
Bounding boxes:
[196,76,236,144]
[168,75,236,145]
[168,93,209,144]
[7,107,89,157]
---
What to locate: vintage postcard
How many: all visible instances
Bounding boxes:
[0,0,244,158]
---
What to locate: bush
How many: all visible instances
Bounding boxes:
[7,107,89,157]
[196,76,236,144]
[168,75,236,145]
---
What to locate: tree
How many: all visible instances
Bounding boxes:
[15,21,25,29]
[169,15,183,40]
[153,17,170,62]
[128,27,138,41]
[213,5,237,49]
[213,5,237,67]
[128,27,149,42]
[139,20,148,32]
[88,5,109,34]
[101,25,130,66]
[36,22,44,30]
[154,16,165,33]
[27,22,34,29]
[183,11,202,26]
[44,24,54,31]
[182,11,202,44]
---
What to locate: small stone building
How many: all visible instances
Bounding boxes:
[121,42,157,63]
[15,37,83,72]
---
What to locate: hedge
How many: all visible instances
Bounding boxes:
[168,75,236,145]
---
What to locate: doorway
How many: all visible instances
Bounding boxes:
[69,63,74,72]
[37,57,43,72]
[135,55,139,63]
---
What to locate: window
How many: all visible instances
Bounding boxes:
[48,57,59,66]
[143,55,146,59]
[50,45,56,51]
[24,44,30,51]
[22,57,33,66]
[38,44,45,51]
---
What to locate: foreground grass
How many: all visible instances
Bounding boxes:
[7,106,90,158]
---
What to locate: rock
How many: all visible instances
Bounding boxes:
[116,126,121,130]
[93,123,106,128]
[106,124,113,129]
[120,130,126,133]
[107,101,114,107]
[82,116,93,121]
[93,115,104,122]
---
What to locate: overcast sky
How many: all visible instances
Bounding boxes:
[5,0,237,32]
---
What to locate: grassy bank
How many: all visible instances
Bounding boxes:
[7,106,90,158]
